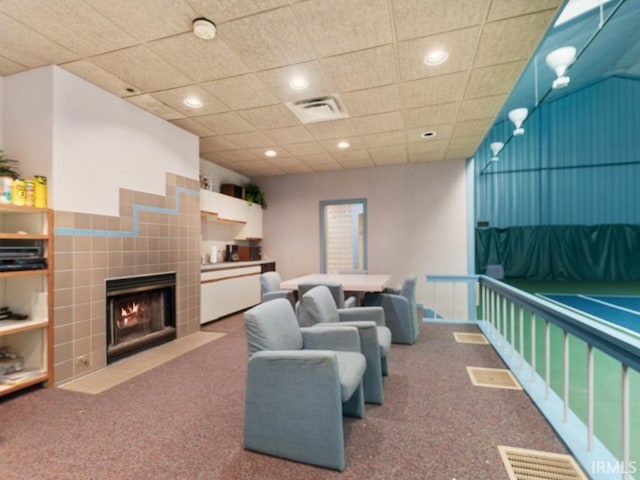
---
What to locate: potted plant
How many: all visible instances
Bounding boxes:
[244,182,266,209]
[0,151,20,179]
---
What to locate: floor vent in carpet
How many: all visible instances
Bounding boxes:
[498,446,588,480]
[454,332,488,344]
[466,366,522,390]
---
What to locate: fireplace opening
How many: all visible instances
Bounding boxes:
[106,272,176,364]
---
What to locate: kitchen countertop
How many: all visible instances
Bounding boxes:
[200,260,273,272]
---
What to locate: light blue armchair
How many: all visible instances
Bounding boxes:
[243,298,367,471]
[363,276,419,345]
[297,280,357,308]
[297,285,391,405]
[259,271,295,306]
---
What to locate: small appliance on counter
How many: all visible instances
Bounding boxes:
[209,246,218,264]
[238,246,262,261]
[225,244,239,262]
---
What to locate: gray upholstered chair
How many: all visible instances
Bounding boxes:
[297,280,356,308]
[363,276,419,345]
[260,271,295,306]
[243,298,366,471]
[297,285,391,405]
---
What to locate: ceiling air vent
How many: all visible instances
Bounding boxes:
[285,95,349,124]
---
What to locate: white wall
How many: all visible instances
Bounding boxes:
[3,66,199,216]
[256,160,468,307]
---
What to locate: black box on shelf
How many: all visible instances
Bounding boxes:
[220,184,245,199]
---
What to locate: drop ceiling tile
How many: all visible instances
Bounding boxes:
[149,33,249,83]
[214,150,260,163]
[341,85,402,117]
[392,0,490,41]
[61,60,142,97]
[402,71,469,108]
[309,162,343,172]
[397,27,481,81]
[407,138,450,153]
[403,103,459,128]
[195,112,256,136]
[359,130,406,149]
[457,95,506,121]
[152,86,229,117]
[406,124,454,142]
[409,150,446,163]
[487,0,561,21]
[91,45,193,92]
[474,11,556,68]
[322,45,398,93]
[219,7,317,71]
[203,74,279,110]
[293,0,393,57]
[0,55,26,76]
[0,0,135,56]
[453,118,493,137]
[257,61,335,102]
[184,0,264,23]
[340,159,376,169]
[235,160,284,176]
[333,148,372,162]
[465,61,526,99]
[172,118,215,137]
[267,156,309,168]
[126,94,185,120]
[305,119,357,140]
[299,153,337,165]
[264,126,315,144]
[448,135,484,151]
[223,131,275,149]
[238,104,301,130]
[282,141,327,156]
[370,146,409,165]
[0,12,76,67]
[444,148,473,160]
[353,111,405,135]
[84,0,196,42]
[199,136,239,153]
[272,162,314,174]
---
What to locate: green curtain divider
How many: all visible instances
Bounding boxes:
[476,224,640,281]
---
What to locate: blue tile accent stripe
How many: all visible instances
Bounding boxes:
[53,186,199,237]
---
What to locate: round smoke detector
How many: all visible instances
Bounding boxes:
[193,18,216,40]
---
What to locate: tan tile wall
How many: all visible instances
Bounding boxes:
[52,173,201,385]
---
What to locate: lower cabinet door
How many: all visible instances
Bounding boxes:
[200,281,220,324]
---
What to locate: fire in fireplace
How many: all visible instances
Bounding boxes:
[106,272,176,364]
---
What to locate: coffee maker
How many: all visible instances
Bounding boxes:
[225,244,239,262]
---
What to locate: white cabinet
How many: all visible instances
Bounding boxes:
[0,206,52,397]
[200,190,263,240]
[200,265,261,324]
[235,203,263,240]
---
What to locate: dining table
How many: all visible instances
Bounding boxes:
[280,273,391,293]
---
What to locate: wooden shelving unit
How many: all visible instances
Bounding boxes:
[0,205,53,397]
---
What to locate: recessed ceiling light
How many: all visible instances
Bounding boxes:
[289,77,309,90]
[337,141,350,149]
[183,96,203,108]
[421,131,437,138]
[192,18,216,40]
[423,50,449,66]
[264,150,277,157]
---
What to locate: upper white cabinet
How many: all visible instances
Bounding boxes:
[236,203,263,240]
[200,189,263,239]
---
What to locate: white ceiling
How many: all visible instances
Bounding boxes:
[0,0,561,177]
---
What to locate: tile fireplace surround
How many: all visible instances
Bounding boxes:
[52,173,201,385]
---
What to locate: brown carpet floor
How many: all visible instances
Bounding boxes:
[0,314,569,479]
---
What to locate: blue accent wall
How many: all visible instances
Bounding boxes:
[475,76,640,228]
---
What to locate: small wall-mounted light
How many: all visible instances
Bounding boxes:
[508,108,528,136]
[546,46,576,89]
[490,142,504,162]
